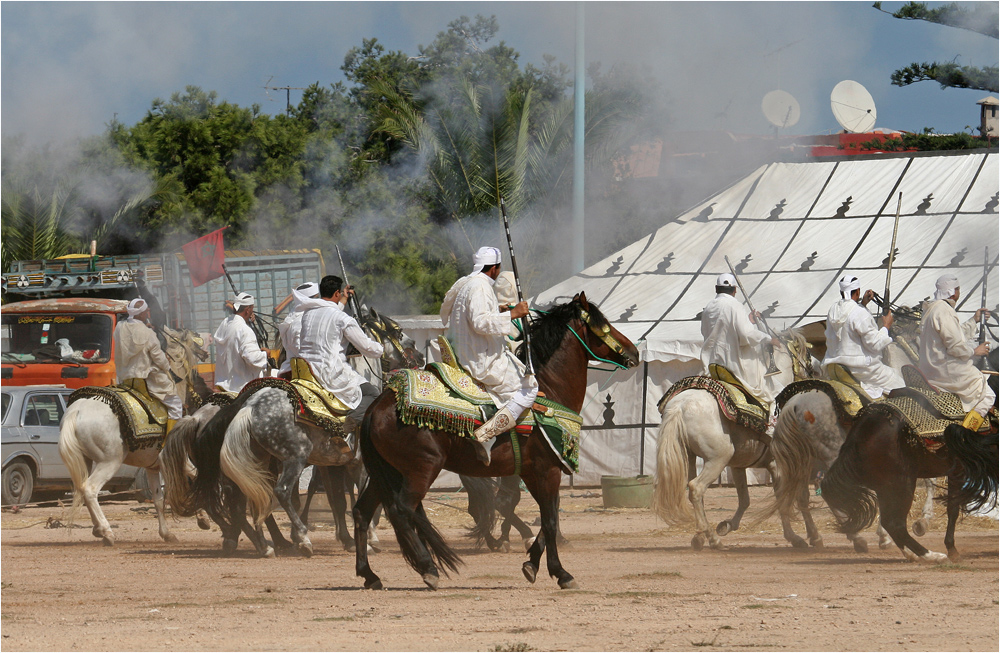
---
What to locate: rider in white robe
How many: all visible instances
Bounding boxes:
[822,273,904,399]
[439,247,535,463]
[298,275,384,435]
[700,273,778,432]
[114,298,182,426]
[212,292,269,393]
[918,274,993,430]
[277,282,319,378]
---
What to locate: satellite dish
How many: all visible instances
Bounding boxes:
[762,90,801,128]
[830,80,877,133]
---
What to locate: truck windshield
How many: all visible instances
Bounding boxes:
[1,314,113,364]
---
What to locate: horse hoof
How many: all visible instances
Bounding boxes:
[367,545,378,555]
[163,533,179,544]
[364,578,383,590]
[343,541,356,553]
[852,538,869,554]
[222,539,238,556]
[558,577,579,590]
[716,521,733,536]
[197,516,211,530]
[709,539,726,551]
[789,536,809,549]
[810,539,825,550]
[522,562,538,584]
[422,573,439,590]
[691,534,705,551]
[102,537,115,547]
[920,551,948,564]
[878,540,892,550]
[298,542,314,557]
[947,550,961,563]
[524,536,536,552]
[501,541,511,554]
[263,546,276,559]
[912,519,928,537]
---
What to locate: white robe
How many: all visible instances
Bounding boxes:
[277,308,306,376]
[823,299,903,399]
[297,299,383,409]
[113,318,182,419]
[212,314,267,393]
[440,272,534,407]
[918,298,994,413]
[700,292,774,406]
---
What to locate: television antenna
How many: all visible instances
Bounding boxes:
[830,80,877,133]
[762,90,801,131]
[263,76,306,116]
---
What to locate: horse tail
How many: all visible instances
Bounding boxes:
[359,409,461,575]
[760,396,822,522]
[462,475,499,548]
[942,425,999,513]
[819,425,878,534]
[219,405,274,526]
[57,403,88,526]
[160,414,205,517]
[650,402,694,525]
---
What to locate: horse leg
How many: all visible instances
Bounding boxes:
[876,523,894,549]
[146,468,178,543]
[263,514,295,554]
[273,459,313,556]
[876,476,946,563]
[353,482,383,589]
[522,468,575,589]
[797,485,824,549]
[717,466,750,536]
[195,509,212,530]
[944,473,962,562]
[300,465,321,528]
[81,459,123,546]
[690,454,730,550]
[320,466,355,551]
[912,477,936,537]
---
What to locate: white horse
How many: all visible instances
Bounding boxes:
[651,329,820,550]
[58,328,211,546]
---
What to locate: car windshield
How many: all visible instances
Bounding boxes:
[1,393,10,422]
[1,313,113,364]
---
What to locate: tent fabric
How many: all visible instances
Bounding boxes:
[533,151,998,486]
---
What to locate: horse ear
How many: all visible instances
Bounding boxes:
[578,291,589,309]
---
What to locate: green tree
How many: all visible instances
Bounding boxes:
[874,2,999,93]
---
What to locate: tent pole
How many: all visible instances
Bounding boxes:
[639,362,648,476]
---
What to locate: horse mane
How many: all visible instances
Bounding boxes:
[519,297,610,369]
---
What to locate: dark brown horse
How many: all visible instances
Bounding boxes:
[821,408,997,563]
[353,293,639,589]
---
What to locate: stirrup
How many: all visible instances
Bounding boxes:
[961,410,985,432]
[474,406,516,442]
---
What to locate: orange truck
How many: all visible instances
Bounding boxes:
[1,250,324,388]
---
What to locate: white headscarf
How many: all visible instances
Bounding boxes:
[471,246,502,273]
[292,282,319,307]
[839,274,861,299]
[934,274,960,301]
[233,292,255,310]
[127,298,148,318]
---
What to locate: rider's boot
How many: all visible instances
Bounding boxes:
[473,406,517,465]
[961,410,984,432]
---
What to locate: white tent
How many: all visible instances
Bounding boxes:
[534,151,999,486]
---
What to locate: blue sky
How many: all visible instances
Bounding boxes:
[2,1,997,146]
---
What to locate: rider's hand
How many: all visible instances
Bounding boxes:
[509,301,530,319]
[861,289,875,306]
[974,342,990,357]
[749,310,760,325]
[975,308,989,323]
[881,311,894,331]
[770,337,781,347]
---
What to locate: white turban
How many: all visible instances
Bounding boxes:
[233,292,255,309]
[839,274,861,299]
[494,271,518,306]
[934,274,960,301]
[716,273,736,289]
[472,246,502,273]
[292,282,319,306]
[127,298,148,317]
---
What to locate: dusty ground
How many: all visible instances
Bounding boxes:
[1,485,997,652]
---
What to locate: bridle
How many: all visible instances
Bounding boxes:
[574,307,634,370]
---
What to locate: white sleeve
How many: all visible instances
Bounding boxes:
[237,324,269,370]
[851,307,892,354]
[343,318,384,358]
[468,282,513,337]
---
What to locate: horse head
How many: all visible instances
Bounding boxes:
[777,327,822,381]
[162,326,213,407]
[525,293,640,371]
[358,307,425,372]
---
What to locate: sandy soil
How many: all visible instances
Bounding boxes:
[1,485,997,652]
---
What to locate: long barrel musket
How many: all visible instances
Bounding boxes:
[221,263,270,350]
[977,246,991,371]
[882,192,903,318]
[499,196,534,376]
[723,256,781,376]
[335,245,366,322]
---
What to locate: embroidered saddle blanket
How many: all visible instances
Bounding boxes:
[657,374,769,437]
[384,364,583,474]
[775,378,869,428]
[68,378,169,451]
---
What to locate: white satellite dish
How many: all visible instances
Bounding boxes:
[762,90,801,129]
[830,80,877,133]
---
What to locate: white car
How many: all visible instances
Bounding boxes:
[1,386,140,505]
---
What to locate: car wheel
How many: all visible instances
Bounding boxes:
[2,461,35,505]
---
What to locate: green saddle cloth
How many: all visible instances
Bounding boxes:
[384,366,583,474]
[68,378,168,451]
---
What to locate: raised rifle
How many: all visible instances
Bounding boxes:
[221,263,270,352]
[977,246,991,371]
[335,245,366,323]
[724,256,781,377]
[881,192,903,319]
[499,196,533,376]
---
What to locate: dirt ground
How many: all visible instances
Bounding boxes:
[1,485,997,652]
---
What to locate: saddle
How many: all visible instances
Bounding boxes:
[68,378,168,451]
[658,366,769,439]
[774,377,869,428]
[383,336,583,473]
[825,363,873,402]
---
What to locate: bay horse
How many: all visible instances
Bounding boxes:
[353,292,639,589]
[58,328,213,546]
[821,407,997,563]
[650,328,821,551]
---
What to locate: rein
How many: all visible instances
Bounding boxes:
[531,307,631,371]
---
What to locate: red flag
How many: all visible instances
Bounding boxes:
[181,227,226,287]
